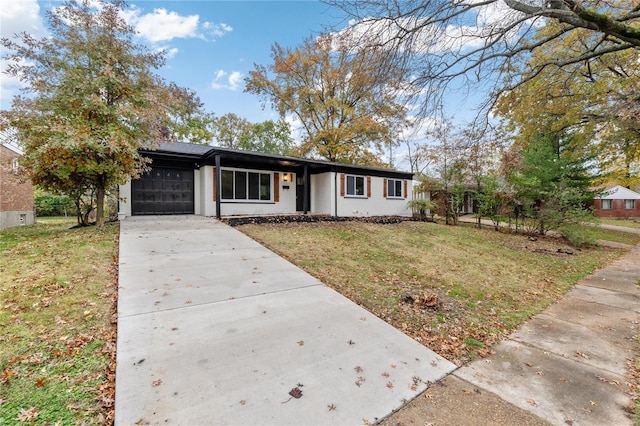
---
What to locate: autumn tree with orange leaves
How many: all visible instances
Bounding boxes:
[245,34,408,166]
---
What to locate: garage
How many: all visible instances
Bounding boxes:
[131,167,194,215]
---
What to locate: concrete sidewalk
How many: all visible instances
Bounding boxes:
[386,236,640,425]
[115,216,455,425]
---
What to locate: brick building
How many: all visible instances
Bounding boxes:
[593,185,640,219]
[1,143,35,229]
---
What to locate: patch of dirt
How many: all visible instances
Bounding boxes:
[381,376,552,426]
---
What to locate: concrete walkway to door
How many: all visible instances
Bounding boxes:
[114,216,456,425]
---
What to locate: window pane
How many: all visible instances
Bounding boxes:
[235,171,247,199]
[355,176,364,196]
[625,199,635,209]
[248,173,260,200]
[260,174,270,200]
[387,180,394,197]
[221,170,234,199]
[395,180,402,197]
[602,199,612,209]
[346,176,355,195]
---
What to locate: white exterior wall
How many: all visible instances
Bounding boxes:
[336,174,412,217]
[200,166,215,217]
[311,172,335,215]
[118,180,132,217]
[216,170,298,216]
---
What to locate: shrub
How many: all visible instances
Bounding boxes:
[34,193,76,217]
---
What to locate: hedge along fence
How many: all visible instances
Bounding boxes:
[34,193,77,217]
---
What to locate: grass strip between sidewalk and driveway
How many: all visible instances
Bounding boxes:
[0,217,118,425]
[238,220,635,365]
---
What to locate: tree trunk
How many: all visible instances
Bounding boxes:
[96,184,105,229]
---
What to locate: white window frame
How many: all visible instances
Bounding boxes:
[345,174,366,198]
[220,168,272,202]
[387,178,403,199]
[601,199,613,210]
[624,199,635,209]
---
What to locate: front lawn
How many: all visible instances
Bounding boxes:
[0,218,118,424]
[238,220,626,364]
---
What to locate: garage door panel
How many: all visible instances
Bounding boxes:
[132,167,194,215]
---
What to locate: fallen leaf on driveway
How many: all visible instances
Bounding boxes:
[289,387,303,399]
[297,340,304,346]
[152,379,162,387]
[527,398,537,406]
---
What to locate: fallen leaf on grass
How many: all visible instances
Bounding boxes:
[17,407,39,422]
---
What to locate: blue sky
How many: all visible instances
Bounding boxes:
[1,0,496,167]
[1,1,351,123]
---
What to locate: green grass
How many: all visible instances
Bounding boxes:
[239,220,626,364]
[0,218,118,425]
[589,227,640,245]
[600,218,640,230]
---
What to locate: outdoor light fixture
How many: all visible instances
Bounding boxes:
[282,173,290,182]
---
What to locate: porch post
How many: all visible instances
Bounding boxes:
[303,164,309,215]
[215,154,221,219]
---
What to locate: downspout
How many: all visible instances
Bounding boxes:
[215,154,221,220]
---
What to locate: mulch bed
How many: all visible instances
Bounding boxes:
[222,214,419,227]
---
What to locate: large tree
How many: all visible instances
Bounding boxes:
[245,33,408,165]
[1,0,202,227]
[329,0,640,119]
[495,20,639,188]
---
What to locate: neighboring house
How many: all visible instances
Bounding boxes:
[0,143,36,229]
[414,183,476,217]
[118,142,413,219]
[593,185,640,218]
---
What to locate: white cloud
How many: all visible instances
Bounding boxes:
[335,0,529,55]
[157,46,179,59]
[0,0,45,110]
[227,71,243,91]
[0,0,45,38]
[211,70,244,91]
[135,8,199,43]
[120,6,231,45]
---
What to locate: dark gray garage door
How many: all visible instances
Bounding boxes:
[132,167,194,215]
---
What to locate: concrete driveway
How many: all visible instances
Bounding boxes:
[115,216,455,425]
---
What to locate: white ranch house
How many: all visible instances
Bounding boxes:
[118,142,414,219]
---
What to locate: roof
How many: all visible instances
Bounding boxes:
[144,141,413,179]
[597,185,640,200]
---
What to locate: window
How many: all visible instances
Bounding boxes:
[346,175,365,197]
[221,169,271,201]
[11,158,19,171]
[387,179,403,198]
[601,199,612,210]
[624,199,635,209]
